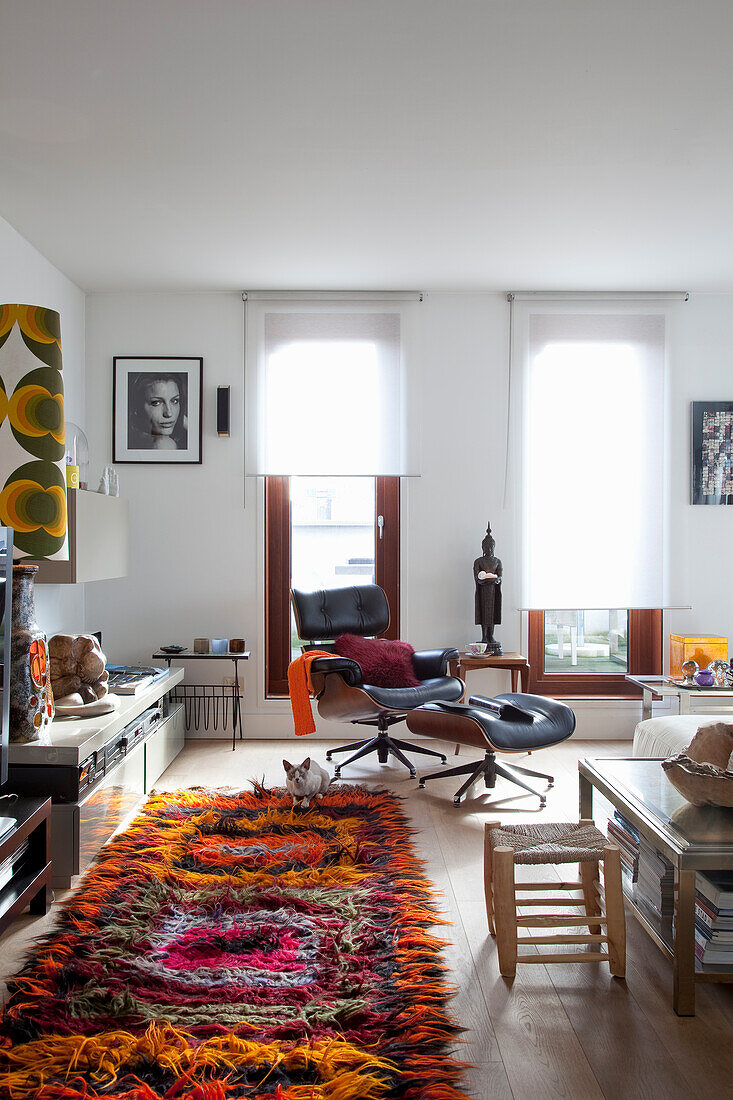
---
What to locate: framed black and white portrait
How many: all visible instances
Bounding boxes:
[113,356,203,464]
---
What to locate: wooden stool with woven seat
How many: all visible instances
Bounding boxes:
[484,819,626,978]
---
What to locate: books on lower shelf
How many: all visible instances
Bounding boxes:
[606,819,733,969]
[695,871,733,971]
[636,838,674,924]
[607,812,675,946]
[607,811,639,884]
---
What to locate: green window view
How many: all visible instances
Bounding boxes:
[543,610,628,675]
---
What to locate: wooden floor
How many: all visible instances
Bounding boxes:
[4,737,733,1100]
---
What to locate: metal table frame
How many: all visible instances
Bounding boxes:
[579,756,733,1016]
[153,652,249,750]
[625,674,733,722]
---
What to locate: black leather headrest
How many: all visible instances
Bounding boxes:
[291,585,390,641]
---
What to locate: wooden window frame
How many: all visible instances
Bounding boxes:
[527,609,663,698]
[264,476,291,698]
[264,475,400,698]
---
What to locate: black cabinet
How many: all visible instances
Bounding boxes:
[0,796,51,938]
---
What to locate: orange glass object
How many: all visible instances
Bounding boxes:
[670,634,728,678]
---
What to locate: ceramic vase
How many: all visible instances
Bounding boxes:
[0,305,68,561]
[9,564,55,742]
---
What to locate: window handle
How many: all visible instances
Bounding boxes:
[377,515,384,540]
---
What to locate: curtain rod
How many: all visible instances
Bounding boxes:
[243,290,423,302]
[506,291,689,302]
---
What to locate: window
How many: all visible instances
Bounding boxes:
[247,309,412,477]
[251,306,411,697]
[291,476,377,659]
[519,308,668,695]
[265,476,399,696]
[527,608,662,696]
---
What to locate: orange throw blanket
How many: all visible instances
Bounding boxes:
[287,650,334,736]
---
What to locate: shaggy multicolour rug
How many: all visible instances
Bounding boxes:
[1,785,470,1099]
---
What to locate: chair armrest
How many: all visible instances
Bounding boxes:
[308,655,363,688]
[412,648,460,680]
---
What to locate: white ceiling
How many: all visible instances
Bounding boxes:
[2,0,733,293]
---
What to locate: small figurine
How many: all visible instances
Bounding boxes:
[97,465,119,496]
[473,523,502,655]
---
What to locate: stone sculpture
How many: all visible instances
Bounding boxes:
[49,633,109,706]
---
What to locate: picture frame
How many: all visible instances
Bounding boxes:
[691,400,733,504]
[113,356,203,464]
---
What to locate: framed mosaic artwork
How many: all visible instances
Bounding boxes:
[691,400,733,504]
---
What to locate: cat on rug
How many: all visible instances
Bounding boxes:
[283,757,332,807]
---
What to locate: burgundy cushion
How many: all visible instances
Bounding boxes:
[334,634,421,688]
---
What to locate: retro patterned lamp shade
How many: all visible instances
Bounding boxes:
[0,305,67,560]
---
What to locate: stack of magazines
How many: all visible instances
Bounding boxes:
[607,810,640,885]
[635,839,674,924]
[106,665,167,694]
[695,871,733,971]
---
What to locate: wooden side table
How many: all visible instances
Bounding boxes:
[449,651,530,693]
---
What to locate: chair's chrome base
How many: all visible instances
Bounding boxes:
[326,716,447,778]
[418,750,553,806]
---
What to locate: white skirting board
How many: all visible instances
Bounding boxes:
[183,703,644,741]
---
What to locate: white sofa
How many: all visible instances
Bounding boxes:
[632,714,733,758]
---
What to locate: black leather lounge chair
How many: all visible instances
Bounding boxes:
[405,692,576,805]
[290,584,465,777]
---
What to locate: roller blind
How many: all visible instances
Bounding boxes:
[519,308,673,609]
[245,304,417,476]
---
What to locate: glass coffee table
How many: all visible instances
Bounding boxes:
[625,674,733,721]
[579,756,733,1015]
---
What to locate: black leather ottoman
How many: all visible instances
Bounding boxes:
[405,693,576,805]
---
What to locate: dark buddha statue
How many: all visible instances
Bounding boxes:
[473,524,502,654]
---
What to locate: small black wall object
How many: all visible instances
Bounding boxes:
[217,385,230,437]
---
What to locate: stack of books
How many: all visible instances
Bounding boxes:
[635,839,674,924]
[607,810,640,886]
[695,871,733,971]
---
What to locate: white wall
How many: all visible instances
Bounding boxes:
[83,292,265,716]
[0,216,86,636]
[667,295,733,638]
[83,289,733,740]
